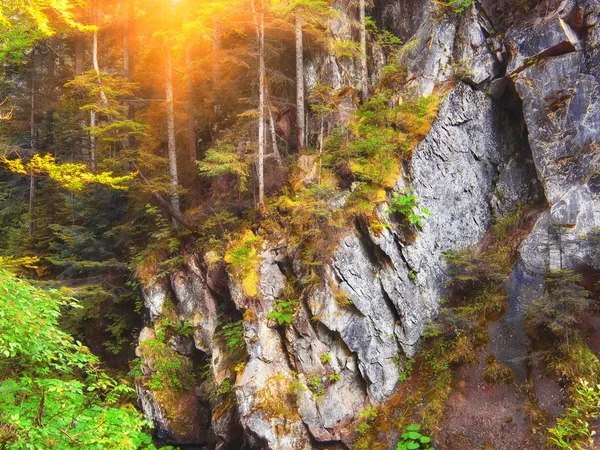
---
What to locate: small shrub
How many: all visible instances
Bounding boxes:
[397,423,434,450]
[482,355,516,385]
[267,299,299,325]
[359,405,378,422]
[218,320,245,351]
[308,375,325,401]
[549,379,600,449]
[320,353,333,364]
[525,271,592,343]
[224,230,262,297]
[388,189,432,228]
[288,380,307,395]
[329,373,342,382]
[216,379,234,396]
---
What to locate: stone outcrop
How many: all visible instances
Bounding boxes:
[135,0,600,448]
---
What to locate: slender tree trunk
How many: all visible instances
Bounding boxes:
[359,0,368,103]
[124,0,136,148]
[75,33,84,76]
[90,5,108,171]
[252,0,266,207]
[295,13,305,151]
[123,0,132,78]
[29,82,36,238]
[75,33,89,161]
[268,106,281,164]
[318,117,324,185]
[164,0,181,225]
[212,20,222,88]
[185,45,196,163]
[92,29,108,106]
[90,109,97,170]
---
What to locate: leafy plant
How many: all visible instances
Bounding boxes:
[329,373,342,382]
[320,353,333,364]
[388,190,432,228]
[216,379,234,396]
[549,379,600,449]
[397,424,434,450]
[0,268,155,449]
[218,320,245,350]
[267,299,299,325]
[398,357,415,382]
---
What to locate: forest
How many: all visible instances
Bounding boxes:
[1,0,600,449]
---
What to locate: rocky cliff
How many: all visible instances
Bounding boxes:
[135,0,600,448]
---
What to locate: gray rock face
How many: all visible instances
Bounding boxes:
[491,156,544,218]
[233,249,313,450]
[506,15,580,73]
[142,280,168,320]
[171,256,219,353]
[515,48,600,272]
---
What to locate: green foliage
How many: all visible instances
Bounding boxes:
[549,379,600,449]
[1,154,134,191]
[267,299,300,325]
[397,424,434,450]
[218,320,245,351]
[440,0,474,13]
[134,204,183,285]
[320,353,333,364]
[216,379,234,396]
[0,268,154,449]
[329,373,342,382]
[356,406,378,436]
[139,337,191,391]
[396,357,414,382]
[308,375,325,401]
[197,145,249,192]
[387,190,432,228]
[196,120,254,193]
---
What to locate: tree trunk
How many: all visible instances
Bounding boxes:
[164,0,181,226]
[252,0,266,207]
[75,33,84,76]
[29,82,36,238]
[185,45,196,163]
[268,106,281,164]
[359,0,368,103]
[295,13,305,150]
[124,0,136,148]
[123,0,133,78]
[318,117,324,185]
[90,6,108,171]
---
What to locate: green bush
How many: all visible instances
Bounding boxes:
[549,379,600,449]
[388,190,432,228]
[0,268,155,449]
[267,299,299,325]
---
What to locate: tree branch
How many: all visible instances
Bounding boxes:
[131,162,197,234]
